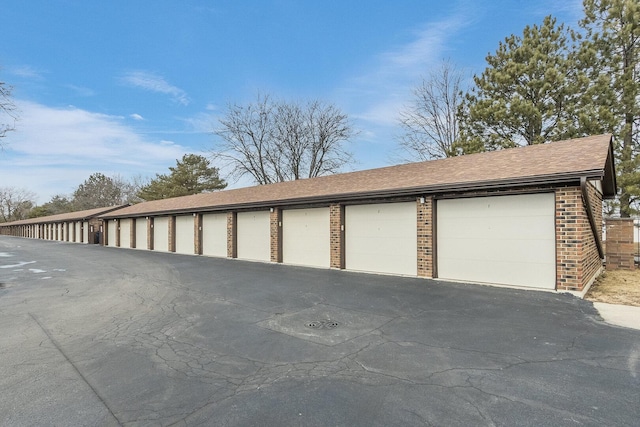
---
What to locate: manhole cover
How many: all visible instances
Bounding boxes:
[306,320,340,330]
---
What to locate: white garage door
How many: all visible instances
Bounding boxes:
[345,202,417,275]
[437,193,556,289]
[202,213,227,257]
[237,211,270,262]
[107,221,117,246]
[283,207,330,268]
[154,217,169,252]
[82,221,89,244]
[120,219,131,248]
[135,218,147,249]
[175,215,195,255]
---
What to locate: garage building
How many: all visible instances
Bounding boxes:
[0,205,127,245]
[1,135,616,292]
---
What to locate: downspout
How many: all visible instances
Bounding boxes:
[581,177,605,259]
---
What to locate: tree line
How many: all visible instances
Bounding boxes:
[1,0,637,219]
[398,0,638,216]
[0,154,226,222]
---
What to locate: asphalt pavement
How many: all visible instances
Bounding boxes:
[1,236,639,426]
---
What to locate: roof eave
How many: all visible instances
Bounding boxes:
[98,170,604,218]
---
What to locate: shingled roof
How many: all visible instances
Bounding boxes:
[96,134,615,219]
[4,205,128,226]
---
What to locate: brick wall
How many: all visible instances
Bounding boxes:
[417,197,434,277]
[270,209,282,263]
[88,218,101,244]
[555,184,604,291]
[130,218,136,249]
[582,183,604,282]
[168,216,176,252]
[329,204,344,269]
[147,217,154,250]
[227,212,237,258]
[605,218,634,270]
[194,214,203,255]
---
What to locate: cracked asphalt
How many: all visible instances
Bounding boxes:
[1,236,639,426]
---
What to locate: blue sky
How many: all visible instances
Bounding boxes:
[0,0,583,203]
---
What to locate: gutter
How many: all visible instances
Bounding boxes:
[581,176,605,259]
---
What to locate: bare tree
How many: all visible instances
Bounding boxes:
[0,187,36,222]
[0,80,17,144]
[398,60,465,160]
[113,174,149,204]
[213,94,355,184]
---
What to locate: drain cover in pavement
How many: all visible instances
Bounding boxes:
[258,304,391,346]
[306,320,340,329]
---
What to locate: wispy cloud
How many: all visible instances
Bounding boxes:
[65,84,96,97]
[129,113,144,121]
[341,13,471,128]
[121,70,190,106]
[0,100,188,201]
[9,65,45,80]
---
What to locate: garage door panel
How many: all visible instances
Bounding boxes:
[237,211,270,262]
[439,237,553,264]
[120,219,131,248]
[154,217,169,252]
[346,202,417,275]
[202,213,227,257]
[437,193,555,289]
[439,213,551,239]
[107,222,117,246]
[175,215,195,254]
[135,218,147,249]
[442,197,551,218]
[438,258,555,288]
[283,208,330,268]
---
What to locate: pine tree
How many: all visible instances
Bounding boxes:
[73,173,123,210]
[137,154,227,201]
[459,16,584,151]
[580,0,640,217]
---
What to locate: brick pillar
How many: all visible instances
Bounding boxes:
[605,218,635,270]
[556,187,582,290]
[195,214,203,255]
[115,219,121,247]
[329,204,345,269]
[168,216,176,252]
[270,208,282,263]
[417,197,434,277]
[227,212,237,258]
[130,218,136,248]
[103,221,109,246]
[147,217,154,250]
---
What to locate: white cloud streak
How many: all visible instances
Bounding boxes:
[0,100,189,202]
[342,13,471,128]
[121,70,190,106]
[65,84,96,97]
[9,65,45,80]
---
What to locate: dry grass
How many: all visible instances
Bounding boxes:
[586,269,640,307]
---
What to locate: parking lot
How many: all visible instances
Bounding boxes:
[1,236,639,426]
